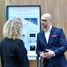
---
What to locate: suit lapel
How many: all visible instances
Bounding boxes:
[42,27,55,47]
[48,27,54,45]
[42,30,47,45]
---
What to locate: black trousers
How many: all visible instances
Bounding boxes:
[44,59,56,67]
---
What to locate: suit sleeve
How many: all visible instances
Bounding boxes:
[15,40,30,67]
[36,33,42,56]
[54,29,67,56]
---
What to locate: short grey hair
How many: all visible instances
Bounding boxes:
[42,13,52,20]
[3,18,23,40]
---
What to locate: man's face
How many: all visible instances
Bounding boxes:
[41,16,51,28]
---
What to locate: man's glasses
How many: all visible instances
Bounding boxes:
[41,19,48,22]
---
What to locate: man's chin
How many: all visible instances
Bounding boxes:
[43,26,47,28]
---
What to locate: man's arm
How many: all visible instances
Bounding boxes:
[53,29,67,56]
[36,34,42,56]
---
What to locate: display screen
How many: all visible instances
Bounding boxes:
[6,5,41,53]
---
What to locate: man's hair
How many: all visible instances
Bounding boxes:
[3,18,23,40]
[42,13,52,20]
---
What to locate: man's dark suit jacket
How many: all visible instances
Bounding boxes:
[36,26,67,67]
[0,37,30,67]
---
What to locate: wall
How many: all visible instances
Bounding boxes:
[0,0,6,40]
[0,0,67,67]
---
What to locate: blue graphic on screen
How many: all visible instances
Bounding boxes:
[25,18,37,25]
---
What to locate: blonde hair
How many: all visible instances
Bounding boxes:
[3,18,23,40]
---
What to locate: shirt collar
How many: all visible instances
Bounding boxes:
[49,25,52,31]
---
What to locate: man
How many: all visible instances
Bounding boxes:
[36,13,67,67]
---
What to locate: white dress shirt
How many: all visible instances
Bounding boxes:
[44,25,55,56]
[44,25,52,43]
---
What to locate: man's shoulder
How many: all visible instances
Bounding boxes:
[52,26,62,30]
[38,30,44,34]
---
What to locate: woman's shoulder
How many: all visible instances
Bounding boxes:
[17,39,24,44]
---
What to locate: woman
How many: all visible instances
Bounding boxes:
[0,18,30,67]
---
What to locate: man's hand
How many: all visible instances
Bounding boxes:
[40,49,55,59]
[40,52,45,59]
[44,49,55,59]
